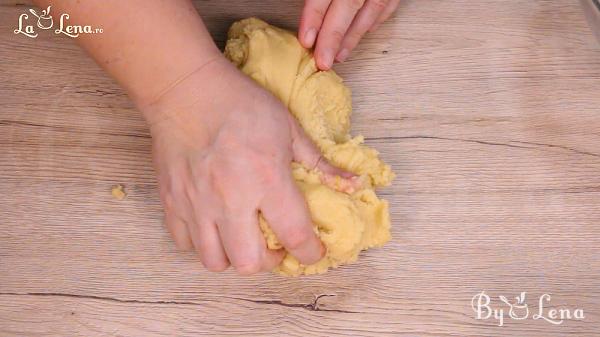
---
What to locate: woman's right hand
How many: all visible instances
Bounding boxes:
[141,57,351,274]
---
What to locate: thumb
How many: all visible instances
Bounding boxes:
[289,116,362,193]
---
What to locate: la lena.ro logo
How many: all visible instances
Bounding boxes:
[471,291,585,327]
[14,5,103,38]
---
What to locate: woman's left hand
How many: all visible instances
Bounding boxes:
[299,0,400,70]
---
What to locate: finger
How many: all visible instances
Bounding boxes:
[336,0,389,62]
[217,210,284,275]
[187,217,230,272]
[299,0,332,48]
[289,117,357,180]
[370,0,400,32]
[299,150,363,194]
[314,0,366,70]
[164,211,194,251]
[293,134,355,179]
[260,169,325,265]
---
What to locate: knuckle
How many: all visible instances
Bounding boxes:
[348,0,366,10]
[231,249,263,275]
[234,259,262,275]
[311,6,327,20]
[306,0,327,19]
[283,227,313,250]
[203,259,230,272]
[347,29,365,42]
[370,0,389,11]
[329,29,346,44]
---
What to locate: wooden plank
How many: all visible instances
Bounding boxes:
[1,0,600,336]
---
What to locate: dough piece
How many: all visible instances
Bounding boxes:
[225,18,395,276]
[111,184,126,200]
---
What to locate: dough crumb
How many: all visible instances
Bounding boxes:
[111,184,126,200]
[225,18,395,276]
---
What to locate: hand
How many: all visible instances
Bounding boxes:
[143,57,351,274]
[299,0,400,70]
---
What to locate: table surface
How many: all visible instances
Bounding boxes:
[1,0,600,336]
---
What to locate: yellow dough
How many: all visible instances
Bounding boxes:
[111,184,126,200]
[225,18,395,276]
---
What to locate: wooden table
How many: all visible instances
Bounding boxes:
[1,0,599,336]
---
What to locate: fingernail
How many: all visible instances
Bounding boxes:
[319,49,334,70]
[304,28,317,48]
[336,48,350,62]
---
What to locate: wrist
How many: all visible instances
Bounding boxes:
[137,53,230,128]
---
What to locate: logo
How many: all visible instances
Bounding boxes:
[14,5,103,38]
[471,291,585,326]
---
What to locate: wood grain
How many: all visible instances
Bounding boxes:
[1,0,600,336]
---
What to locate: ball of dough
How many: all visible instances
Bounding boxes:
[225,18,394,276]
